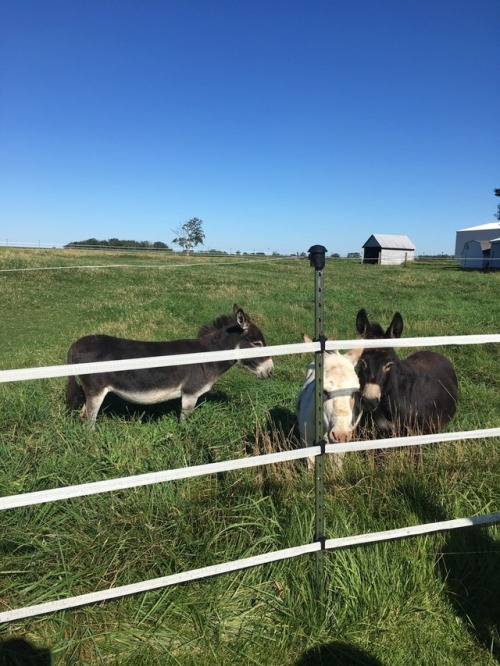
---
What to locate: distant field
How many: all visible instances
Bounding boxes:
[0,247,499,665]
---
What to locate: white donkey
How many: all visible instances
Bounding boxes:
[296,336,363,471]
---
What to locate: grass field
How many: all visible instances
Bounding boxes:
[0,247,499,665]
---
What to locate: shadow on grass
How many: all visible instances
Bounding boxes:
[295,641,382,665]
[401,481,500,661]
[0,536,36,557]
[267,406,299,441]
[244,406,301,458]
[0,638,51,665]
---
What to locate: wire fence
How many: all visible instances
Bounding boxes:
[3,243,500,273]
[1,333,500,623]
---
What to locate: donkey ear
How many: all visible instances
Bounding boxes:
[387,312,403,338]
[356,309,369,337]
[344,347,364,365]
[302,333,315,358]
[233,304,250,330]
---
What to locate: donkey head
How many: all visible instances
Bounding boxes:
[303,334,362,443]
[232,304,274,379]
[357,349,395,412]
[355,310,403,412]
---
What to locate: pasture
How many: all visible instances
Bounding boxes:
[0,247,499,665]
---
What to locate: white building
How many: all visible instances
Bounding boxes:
[460,239,491,270]
[490,238,500,270]
[362,234,415,265]
[455,222,500,267]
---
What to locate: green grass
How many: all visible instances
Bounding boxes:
[0,248,499,665]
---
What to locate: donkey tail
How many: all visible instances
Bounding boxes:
[66,343,84,412]
[66,375,84,412]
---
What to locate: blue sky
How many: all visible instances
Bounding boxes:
[1,0,499,256]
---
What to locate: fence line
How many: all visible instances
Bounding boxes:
[2,427,499,512]
[0,257,282,275]
[0,242,294,258]
[2,245,499,269]
[2,335,500,385]
[1,333,499,623]
[2,512,499,624]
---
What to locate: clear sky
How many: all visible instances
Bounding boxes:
[1,0,499,256]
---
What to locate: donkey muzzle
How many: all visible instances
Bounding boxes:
[256,358,274,379]
[361,396,380,412]
[329,427,353,443]
[361,383,381,412]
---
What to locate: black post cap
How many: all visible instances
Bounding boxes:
[308,245,327,269]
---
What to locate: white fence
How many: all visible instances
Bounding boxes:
[1,334,500,623]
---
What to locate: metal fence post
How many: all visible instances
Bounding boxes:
[308,244,327,599]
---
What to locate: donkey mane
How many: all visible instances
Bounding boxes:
[197,314,238,338]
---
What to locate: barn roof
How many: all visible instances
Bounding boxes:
[362,234,415,250]
[457,222,500,232]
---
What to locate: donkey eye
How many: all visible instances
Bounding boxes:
[383,361,393,373]
[251,340,263,347]
[360,358,367,369]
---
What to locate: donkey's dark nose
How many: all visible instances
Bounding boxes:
[361,396,379,412]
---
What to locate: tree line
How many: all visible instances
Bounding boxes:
[64,238,172,250]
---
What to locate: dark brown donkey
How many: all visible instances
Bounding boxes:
[66,304,274,428]
[355,309,458,438]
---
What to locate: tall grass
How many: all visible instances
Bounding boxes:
[0,248,499,665]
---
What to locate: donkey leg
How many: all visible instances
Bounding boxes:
[180,393,199,421]
[306,450,316,471]
[83,388,108,429]
[331,450,345,474]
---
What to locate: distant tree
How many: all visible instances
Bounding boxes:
[331,253,340,258]
[347,252,361,259]
[172,218,205,255]
[494,188,500,221]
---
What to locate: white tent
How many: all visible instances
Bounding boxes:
[461,240,491,270]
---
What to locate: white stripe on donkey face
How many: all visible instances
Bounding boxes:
[66,303,273,428]
[296,335,362,472]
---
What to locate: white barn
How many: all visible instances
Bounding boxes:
[362,234,415,265]
[455,222,500,267]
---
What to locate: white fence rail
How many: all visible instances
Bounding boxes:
[2,334,500,384]
[1,334,500,623]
